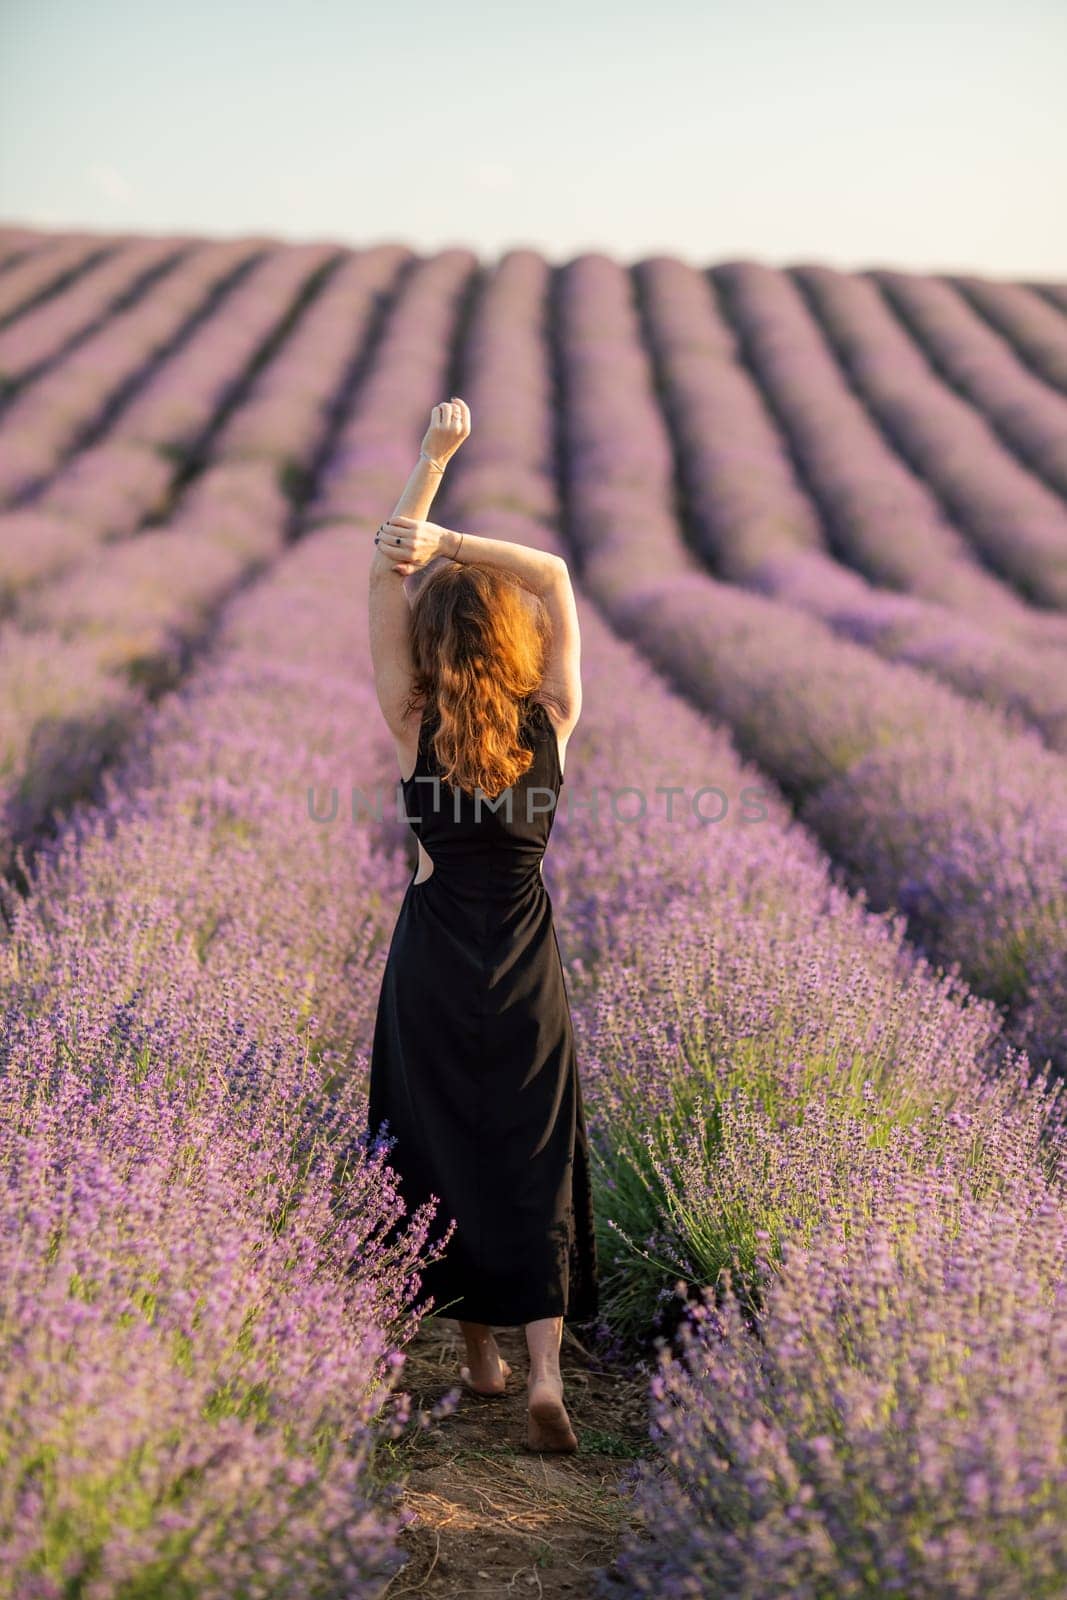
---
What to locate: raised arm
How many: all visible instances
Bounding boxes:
[429,526,580,730]
[535,560,582,733]
[373,398,582,751]
[376,515,582,735]
[369,399,469,740]
[410,522,568,600]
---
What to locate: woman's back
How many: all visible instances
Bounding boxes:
[370,683,597,1329]
[402,697,565,903]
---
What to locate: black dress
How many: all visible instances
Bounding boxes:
[367,696,599,1328]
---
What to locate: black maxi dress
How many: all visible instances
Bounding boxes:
[367,696,599,1328]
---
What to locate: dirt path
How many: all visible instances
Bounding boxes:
[378,1318,652,1598]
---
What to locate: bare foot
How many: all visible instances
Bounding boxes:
[459,1353,512,1397]
[527,1374,578,1453]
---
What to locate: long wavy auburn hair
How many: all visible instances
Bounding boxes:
[402,559,561,800]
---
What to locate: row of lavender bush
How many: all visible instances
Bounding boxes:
[704,258,1067,640]
[0,228,49,279]
[0,226,54,272]
[0,244,338,602]
[0,525,440,1598]
[0,236,187,389]
[0,239,263,503]
[552,252,1067,1076]
[0,233,114,325]
[952,271,1067,395]
[633,254,1067,750]
[1035,282,1067,317]
[871,267,1067,497]
[0,247,406,873]
[789,263,1067,608]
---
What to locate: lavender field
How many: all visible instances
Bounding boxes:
[1,224,1066,1598]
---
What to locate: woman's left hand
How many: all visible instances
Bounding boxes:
[375,515,451,575]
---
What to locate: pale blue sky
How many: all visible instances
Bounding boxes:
[1,0,1064,275]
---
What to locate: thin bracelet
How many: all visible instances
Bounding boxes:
[420,450,446,473]
[452,531,464,561]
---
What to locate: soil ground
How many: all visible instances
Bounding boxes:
[377,1317,654,1598]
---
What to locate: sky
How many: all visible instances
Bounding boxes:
[1,0,1065,278]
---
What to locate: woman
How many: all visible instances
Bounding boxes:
[367,397,598,1455]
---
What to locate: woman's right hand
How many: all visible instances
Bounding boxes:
[421,397,470,467]
[377,515,455,573]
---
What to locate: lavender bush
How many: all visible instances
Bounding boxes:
[606,1165,1067,1600]
[0,225,54,273]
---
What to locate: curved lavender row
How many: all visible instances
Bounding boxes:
[789,263,1067,608]
[631,255,826,567]
[0,255,475,1593]
[427,253,1067,1588]
[555,253,1067,1073]
[0,468,170,604]
[0,246,347,602]
[0,469,285,874]
[872,268,1067,497]
[634,255,1067,750]
[0,250,408,869]
[0,626,145,876]
[0,227,50,274]
[0,238,266,503]
[0,233,112,324]
[0,246,406,601]
[1030,284,1067,315]
[210,245,413,482]
[703,258,1064,639]
[753,555,1067,751]
[1036,283,1067,317]
[306,249,476,527]
[17,462,289,672]
[110,241,339,457]
[951,273,1067,396]
[0,236,188,386]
